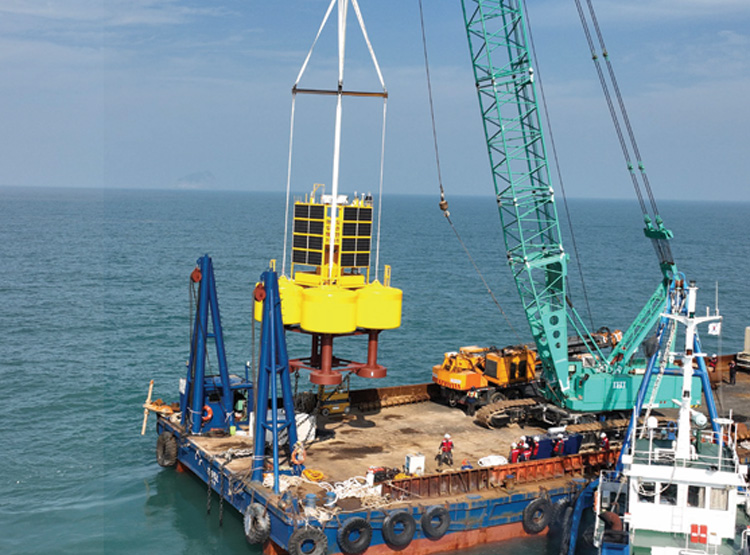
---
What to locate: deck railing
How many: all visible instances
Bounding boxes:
[381,450,618,500]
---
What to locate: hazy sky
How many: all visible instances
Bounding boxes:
[1,0,749,201]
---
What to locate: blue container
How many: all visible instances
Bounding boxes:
[304,493,317,508]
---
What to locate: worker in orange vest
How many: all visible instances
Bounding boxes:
[599,432,610,450]
[553,433,566,457]
[509,442,521,463]
[466,387,479,416]
[438,433,454,467]
[531,436,540,459]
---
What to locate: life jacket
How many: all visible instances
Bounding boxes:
[510,448,521,464]
[553,438,565,456]
[601,437,610,450]
[522,446,532,461]
[441,439,454,453]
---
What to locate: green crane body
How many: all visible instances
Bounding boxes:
[459,0,696,412]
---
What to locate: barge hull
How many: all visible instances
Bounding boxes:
[155,388,621,555]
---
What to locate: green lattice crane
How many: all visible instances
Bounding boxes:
[459,0,688,412]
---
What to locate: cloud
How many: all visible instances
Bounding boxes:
[0,0,229,27]
[527,0,750,31]
[604,0,750,21]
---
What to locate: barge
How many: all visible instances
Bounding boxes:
[154,388,614,555]
[149,257,619,555]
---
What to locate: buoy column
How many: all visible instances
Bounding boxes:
[256,189,402,386]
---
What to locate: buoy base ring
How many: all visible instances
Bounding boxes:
[309,369,343,386]
[354,363,387,379]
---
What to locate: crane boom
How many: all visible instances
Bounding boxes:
[460,0,592,398]
[459,0,695,412]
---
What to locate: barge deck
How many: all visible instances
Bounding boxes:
[155,382,620,555]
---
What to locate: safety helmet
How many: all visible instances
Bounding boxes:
[600,432,607,438]
[444,433,451,439]
[534,436,540,441]
[557,433,564,439]
[511,442,517,449]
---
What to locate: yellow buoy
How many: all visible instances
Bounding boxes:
[254,276,303,325]
[356,280,402,330]
[300,286,357,334]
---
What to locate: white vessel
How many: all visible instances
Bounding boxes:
[591,281,749,554]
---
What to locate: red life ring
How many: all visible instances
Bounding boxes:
[291,444,306,465]
[201,405,213,423]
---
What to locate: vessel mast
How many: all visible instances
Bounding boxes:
[664,281,721,460]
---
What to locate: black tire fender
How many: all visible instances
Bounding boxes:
[421,506,450,540]
[243,503,271,544]
[337,516,372,554]
[288,526,327,555]
[156,431,177,467]
[548,498,570,536]
[559,505,574,555]
[382,511,416,550]
[522,496,552,534]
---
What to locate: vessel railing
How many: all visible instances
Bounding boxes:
[630,422,741,473]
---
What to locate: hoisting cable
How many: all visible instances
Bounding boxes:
[573,0,646,215]
[417,0,521,342]
[574,0,673,267]
[349,0,390,282]
[585,0,660,218]
[373,96,388,282]
[281,0,337,277]
[584,0,673,267]
[522,1,595,331]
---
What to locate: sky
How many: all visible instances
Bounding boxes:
[1,0,749,201]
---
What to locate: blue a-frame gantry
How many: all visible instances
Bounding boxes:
[250,270,299,492]
[180,254,252,435]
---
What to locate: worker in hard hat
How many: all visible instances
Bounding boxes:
[531,435,540,459]
[437,433,454,468]
[509,442,521,464]
[709,354,718,371]
[553,433,566,457]
[599,432,610,451]
[466,386,479,416]
[520,442,532,462]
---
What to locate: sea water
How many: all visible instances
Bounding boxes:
[1,187,748,554]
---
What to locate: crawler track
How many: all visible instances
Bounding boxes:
[475,398,538,428]
[566,418,631,435]
[351,382,437,412]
